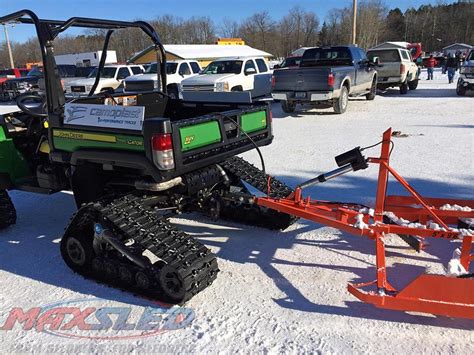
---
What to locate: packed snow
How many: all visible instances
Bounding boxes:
[1,69,473,353]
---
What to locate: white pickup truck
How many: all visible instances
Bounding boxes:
[457,49,474,96]
[124,60,201,98]
[180,57,272,98]
[367,47,419,94]
[65,64,144,96]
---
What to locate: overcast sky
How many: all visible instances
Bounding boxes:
[1,0,458,43]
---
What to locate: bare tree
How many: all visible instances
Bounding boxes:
[218,18,239,38]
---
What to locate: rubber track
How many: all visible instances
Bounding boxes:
[62,193,219,304]
[220,157,297,230]
[0,190,16,229]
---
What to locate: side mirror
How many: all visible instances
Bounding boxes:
[245,67,257,76]
[273,64,280,69]
[372,57,380,66]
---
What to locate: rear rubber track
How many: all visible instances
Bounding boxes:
[61,193,219,304]
[220,156,298,230]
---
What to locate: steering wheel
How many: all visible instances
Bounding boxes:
[15,93,48,118]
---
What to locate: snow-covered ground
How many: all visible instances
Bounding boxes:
[1,70,473,353]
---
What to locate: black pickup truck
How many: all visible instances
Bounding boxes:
[271,46,378,114]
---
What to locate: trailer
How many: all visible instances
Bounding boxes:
[54,50,117,67]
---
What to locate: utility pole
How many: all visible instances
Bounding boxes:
[351,0,357,45]
[3,24,15,69]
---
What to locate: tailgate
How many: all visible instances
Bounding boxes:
[171,105,272,173]
[376,62,401,78]
[273,68,330,92]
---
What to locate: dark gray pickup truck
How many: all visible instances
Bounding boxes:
[271,46,378,114]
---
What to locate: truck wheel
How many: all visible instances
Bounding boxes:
[399,81,409,95]
[333,86,348,114]
[365,79,377,100]
[0,190,16,230]
[408,79,418,90]
[456,81,466,96]
[281,101,296,113]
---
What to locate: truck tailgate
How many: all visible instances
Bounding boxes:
[273,68,331,92]
[377,62,401,78]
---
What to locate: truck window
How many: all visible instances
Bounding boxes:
[202,60,243,74]
[244,60,257,74]
[117,67,131,80]
[131,66,143,74]
[58,65,76,78]
[367,50,400,63]
[401,51,409,61]
[301,47,352,66]
[88,67,117,79]
[178,63,191,75]
[190,62,201,74]
[255,59,268,73]
[358,48,368,62]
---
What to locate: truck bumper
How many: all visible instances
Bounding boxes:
[458,76,474,88]
[272,91,333,102]
[377,76,404,86]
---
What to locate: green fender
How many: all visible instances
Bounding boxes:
[0,126,31,186]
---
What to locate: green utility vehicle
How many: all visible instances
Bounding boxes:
[0,10,294,303]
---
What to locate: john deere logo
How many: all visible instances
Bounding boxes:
[184,135,195,145]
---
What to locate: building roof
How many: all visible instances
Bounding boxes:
[442,43,473,50]
[128,44,272,63]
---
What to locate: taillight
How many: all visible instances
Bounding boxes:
[328,73,335,87]
[151,133,175,170]
[400,64,406,75]
[271,75,275,88]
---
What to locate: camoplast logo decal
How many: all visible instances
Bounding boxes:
[64,103,145,131]
[65,105,88,122]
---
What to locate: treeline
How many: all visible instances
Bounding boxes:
[1,1,473,68]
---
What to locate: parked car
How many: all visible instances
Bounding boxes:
[274,56,302,69]
[65,64,144,96]
[457,49,474,96]
[1,66,44,100]
[367,47,419,94]
[180,57,272,98]
[37,65,95,94]
[0,68,29,101]
[271,46,378,114]
[1,65,93,100]
[0,68,29,85]
[124,60,201,98]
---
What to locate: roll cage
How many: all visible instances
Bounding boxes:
[0,9,167,114]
